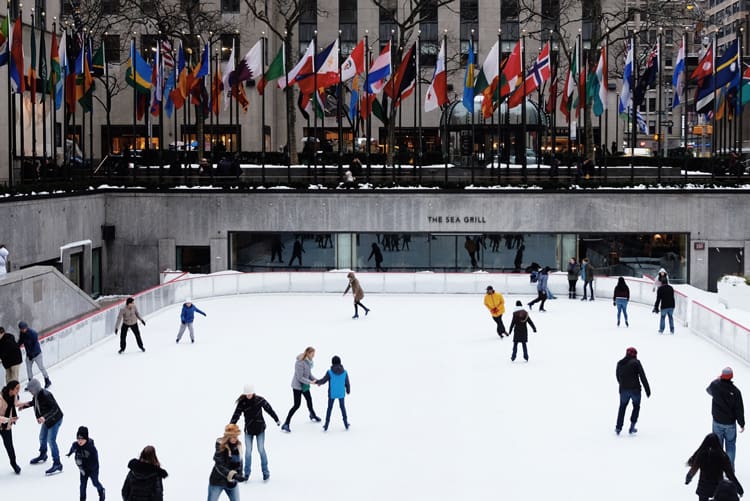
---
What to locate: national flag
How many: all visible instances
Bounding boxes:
[91,42,105,78]
[425,39,447,112]
[10,16,24,92]
[50,31,63,109]
[499,40,522,98]
[672,38,686,108]
[0,16,8,67]
[222,41,236,110]
[164,65,176,118]
[462,38,475,112]
[211,58,222,115]
[633,41,658,109]
[28,17,37,101]
[170,42,187,109]
[690,41,713,82]
[714,39,739,89]
[508,42,551,109]
[341,38,365,82]
[636,109,648,134]
[371,94,387,124]
[349,74,360,121]
[77,41,95,112]
[232,40,263,85]
[232,83,249,112]
[545,72,557,114]
[741,65,750,106]
[474,41,500,118]
[618,39,633,116]
[278,39,314,89]
[160,40,174,70]
[298,90,311,120]
[150,40,162,116]
[384,43,416,107]
[560,67,571,122]
[38,22,47,102]
[189,43,209,90]
[258,46,284,95]
[593,45,607,117]
[125,39,153,94]
[64,34,80,112]
[297,39,340,95]
[695,73,714,113]
[364,41,391,94]
[359,92,375,120]
[564,39,579,119]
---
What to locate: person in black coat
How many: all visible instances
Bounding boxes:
[288,238,304,267]
[686,432,743,501]
[615,347,651,435]
[208,424,244,500]
[19,377,64,474]
[368,243,384,271]
[66,426,105,501]
[653,279,676,334]
[707,367,745,467]
[122,445,168,501]
[0,327,22,384]
[613,277,630,327]
[508,300,537,362]
[229,384,280,481]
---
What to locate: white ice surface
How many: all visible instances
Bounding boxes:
[2,293,748,500]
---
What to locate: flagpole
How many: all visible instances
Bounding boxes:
[497,29,501,182]
[81,31,87,174]
[603,34,608,181]
[630,34,637,182]
[18,8,25,181]
[365,31,371,181]
[157,35,163,179]
[739,27,744,167]
[443,30,448,183]
[682,35,687,182]
[283,31,290,181]
[469,31,476,183]
[336,30,342,178]
[6,0,13,185]
[31,10,38,164]
[88,38,93,173]
[657,29,663,181]
[261,34,267,182]
[105,33,112,158]
[550,30,557,179]
[711,33,717,165]
[131,37,137,173]
[520,31,527,181]
[41,10,47,167]
[62,26,68,174]
[416,30,422,181]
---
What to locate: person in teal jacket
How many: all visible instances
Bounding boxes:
[316,356,351,432]
[176,298,207,344]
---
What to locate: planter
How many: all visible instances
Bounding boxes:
[717,275,750,312]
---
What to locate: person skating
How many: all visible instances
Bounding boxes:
[115,297,147,354]
[653,278,676,334]
[566,257,580,299]
[66,426,105,501]
[316,355,351,431]
[207,424,244,501]
[580,258,595,301]
[176,298,207,344]
[613,277,630,327]
[19,377,64,474]
[706,367,745,467]
[615,347,651,435]
[288,238,304,267]
[122,445,168,501]
[343,272,370,319]
[17,321,51,388]
[508,300,537,362]
[281,347,320,432]
[0,326,22,384]
[483,285,507,337]
[229,384,280,481]
[527,266,550,312]
[653,268,669,291]
[368,243,384,272]
[0,379,21,474]
[685,433,743,501]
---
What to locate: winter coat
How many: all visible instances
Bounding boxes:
[316,364,350,399]
[291,355,317,391]
[686,447,743,498]
[17,327,42,359]
[581,262,594,283]
[508,308,537,343]
[536,271,549,293]
[67,438,100,474]
[180,303,206,324]
[0,246,8,273]
[654,285,676,310]
[0,391,19,431]
[484,292,505,317]
[616,355,651,396]
[208,439,242,489]
[122,459,168,501]
[713,478,742,501]
[567,262,580,281]
[344,277,365,302]
[0,331,22,368]
[27,386,63,427]
[230,395,279,436]
[613,284,630,302]
[116,304,145,330]
[707,379,745,427]
[368,246,383,264]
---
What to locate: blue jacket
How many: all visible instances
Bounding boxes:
[18,328,41,359]
[536,272,549,293]
[317,364,350,399]
[180,303,206,324]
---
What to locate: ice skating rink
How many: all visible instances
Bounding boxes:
[2,292,747,500]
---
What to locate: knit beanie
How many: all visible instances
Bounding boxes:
[332,355,341,365]
[243,384,255,395]
[721,367,734,380]
[626,347,637,357]
[77,426,89,440]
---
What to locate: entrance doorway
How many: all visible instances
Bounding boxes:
[708,247,744,292]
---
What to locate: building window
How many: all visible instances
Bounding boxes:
[141,0,157,15]
[140,34,159,62]
[104,34,120,64]
[221,0,240,12]
[220,33,239,61]
[459,0,478,62]
[299,0,317,56]
[339,0,357,56]
[379,1,398,52]
[102,0,119,14]
[418,0,437,65]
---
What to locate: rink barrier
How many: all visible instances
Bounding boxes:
[34,272,744,375]
[690,301,750,363]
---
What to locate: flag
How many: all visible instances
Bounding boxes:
[297,39,340,95]
[564,39,579,119]
[384,43,416,107]
[741,65,750,106]
[150,39,162,116]
[279,39,313,89]
[636,110,648,134]
[695,74,714,114]
[38,22,47,102]
[474,41,499,118]
[258,46,284,95]
[508,42,551,109]
[10,16,24,92]
[545,73,557,114]
[164,66,176,118]
[349,74,360,121]
[222,42,235,110]
[232,40,263,85]
[462,39,475,112]
[593,45,607,117]
[232,83,249,112]
[28,18,37,101]
[92,42,105,77]
[560,67,571,122]
[50,31,63,109]
[76,41,95,112]
[341,38,365,82]
[125,40,153,94]
[672,38,686,108]
[211,59,222,115]
[364,41,391,94]
[425,39,447,112]
[170,43,187,109]
[0,16,8,67]
[189,43,209,90]
[690,41,713,82]
[715,39,739,89]
[633,41,658,109]
[359,92,375,120]
[499,40,522,98]
[160,40,174,71]
[371,94,387,124]
[618,39,633,116]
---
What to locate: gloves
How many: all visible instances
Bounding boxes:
[684,473,691,485]
[652,307,659,314]
[181,322,186,325]
[141,320,146,326]
[235,474,246,483]
[533,329,537,333]
[276,421,281,426]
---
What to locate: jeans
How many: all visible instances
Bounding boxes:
[713,421,738,467]
[492,315,506,336]
[244,431,268,478]
[39,418,62,462]
[582,281,594,299]
[545,287,556,299]
[659,308,675,333]
[616,390,641,431]
[80,470,105,500]
[207,484,239,501]
[511,342,528,361]
[616,299,629,325]
[324,398,348,428]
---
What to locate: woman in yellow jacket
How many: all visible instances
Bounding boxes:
[484,286,508,338]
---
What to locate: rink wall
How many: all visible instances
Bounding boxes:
[34,271,749,378]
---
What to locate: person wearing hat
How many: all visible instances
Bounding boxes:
[229,384,280,481]
[121,445,168,501]
[566,257,580,299]
[208,424,244,500]
[707,367,745,467]
[653,278,676,334]
[18,377,64,474]
[0,379,22,474]
[115,297,147,354]
[615,347,651,435]
[316,355,351,431]
[483,286,507,337]
[508,300,538,362]
[66,426,105,501]
[17,321,52,388]
[0,327,22,384]
[176,298,207,344]
[527,267,550,312]
[343,272,370,319]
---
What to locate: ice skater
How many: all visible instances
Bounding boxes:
[343,272,370,319]
[115,297,147,354]
[653,268,669,291]
[615,347,651,435]
[121,445,168,500]
[0,379,21,474]
[685,433,743,501]
[176,298,207,344]
[230,384,280,481]
[66,426,105,501]
[316,355,351,431]
[483,285,507,337]
[580,257,594,300]
[706,367,745,467]
[207,424,244,500]
[0,326,22,384]
[18,321,52,388]
[566,257,580,299]
[508,300,537,362]
[653,278,676,334]
[19,377,64,474]
[527,266,550,312]
[281,347,321,432]
[288,238,304,267]
[368,243,384,271]
[613,277,630,327]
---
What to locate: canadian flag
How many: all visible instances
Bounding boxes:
[424,40,447,112]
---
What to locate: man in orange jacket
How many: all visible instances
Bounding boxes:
[484,286,507,338]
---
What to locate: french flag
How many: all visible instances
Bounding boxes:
[365,41,391,94]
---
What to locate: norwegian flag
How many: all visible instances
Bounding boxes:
[507,42,551,108]
[160,40,175,70]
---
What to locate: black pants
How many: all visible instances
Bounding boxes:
[511,342,528,361]
[120,324,144,351]
[568,279,577,297]
[354,301,369,316]
[284,389,317,424]
[80,469,105,500]
[0,428,17,467]
[528,291,547,310]
[492,316,506,336]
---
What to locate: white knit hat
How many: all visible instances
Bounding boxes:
[243,384,255,395]
[184,297,192,303]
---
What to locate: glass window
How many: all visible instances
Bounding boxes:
[220,33,239,61]
[176,246,211,274]
[140,34,159,62]
[340,0,357,56]
[380,5,398,52]
[221,0,240,12]
[460,0,478,62]
[104,34,121,64]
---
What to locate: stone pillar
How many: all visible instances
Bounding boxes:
[158,239,176,273]
[210,237,228,272]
